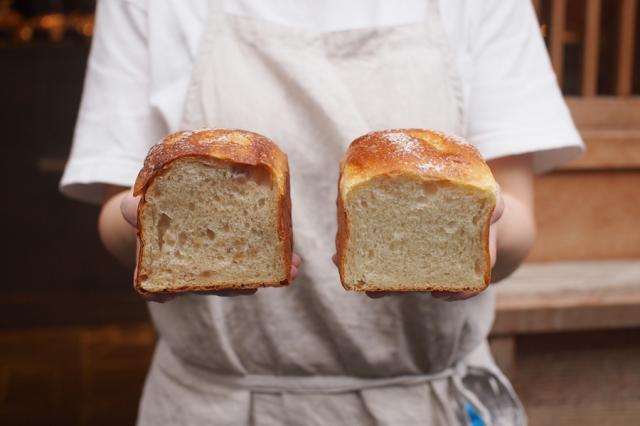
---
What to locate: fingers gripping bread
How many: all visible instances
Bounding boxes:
[133,129,292,295]
[336,129,498,293]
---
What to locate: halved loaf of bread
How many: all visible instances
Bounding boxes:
[336,129,497,293]
[132,129,292,295]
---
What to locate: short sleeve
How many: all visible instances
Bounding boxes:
[466,0,584,173]
[60,0,166,204]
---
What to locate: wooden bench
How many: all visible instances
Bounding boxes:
[489,260,640,425]
[490,260,640,376]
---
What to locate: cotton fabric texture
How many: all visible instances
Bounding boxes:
[61,0,583,203]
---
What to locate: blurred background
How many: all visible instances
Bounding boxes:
[1,0,639,425]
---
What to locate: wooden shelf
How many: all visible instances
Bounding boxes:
[493,260,640,335]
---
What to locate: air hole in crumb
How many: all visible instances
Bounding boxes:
[188,202,196,211]
[206,229,216,240]
[258,198,266,207]
[474,260,484,275]
[360,200,368,208]
[178,232,188,245]
[223,223,230,232]
[231,166,249,180]
[443,221,457,234]
[366,249,374,259]
[422,182,439,194]
[199,270,215,278]
[157,213,171,250]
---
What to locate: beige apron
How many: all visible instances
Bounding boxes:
[138,1,525,424]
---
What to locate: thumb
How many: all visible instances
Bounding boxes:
[121,191,140,227]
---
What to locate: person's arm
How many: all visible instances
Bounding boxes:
[99,186,136,268]
[488,153,536,283]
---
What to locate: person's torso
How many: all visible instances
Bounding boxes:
[139,0,476,135]
[146,0,496,378]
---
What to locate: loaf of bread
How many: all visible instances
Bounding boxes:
[336,129,497,293]
[132,129,292,295]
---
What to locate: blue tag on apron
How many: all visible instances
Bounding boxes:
[465,401,486,426]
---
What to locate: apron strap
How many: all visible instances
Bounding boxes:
[157,340,514,425]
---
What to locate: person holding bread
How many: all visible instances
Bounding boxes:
[61,0,583,425]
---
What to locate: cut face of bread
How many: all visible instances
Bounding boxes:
[342,175,494,292]
[137,158,288,293]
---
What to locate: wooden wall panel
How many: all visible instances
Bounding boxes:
[617,0,637,95]
[512,330,640,426]
[0,325,154,426]
[550,0,568,85]
[566,97,640,130]
[565,132,640,170]
[582,0,602,96]
[528,171,640,261]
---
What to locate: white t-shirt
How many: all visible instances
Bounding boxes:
[61,0,583,203]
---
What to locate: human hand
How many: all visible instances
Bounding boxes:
[120,192,301,302]
[332,189,505,301]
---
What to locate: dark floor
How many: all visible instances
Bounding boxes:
[513,329,640,425]
[1,325,639,425]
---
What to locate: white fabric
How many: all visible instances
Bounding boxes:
[61,0,583,203]
[136,0,526,424]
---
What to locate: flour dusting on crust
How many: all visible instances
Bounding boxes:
[418,162,445,173]
[430,130,475,148]
[174,129,234,145]
[384,132,422,154]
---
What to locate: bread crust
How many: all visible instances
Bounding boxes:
[133,129,292,295]
[336,129,497,292]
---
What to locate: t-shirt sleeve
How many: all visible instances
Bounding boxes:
[466,0,584,173]
[60,0,166,204]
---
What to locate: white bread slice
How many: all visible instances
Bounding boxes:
[133,129,292,295]
[336,129,497,293]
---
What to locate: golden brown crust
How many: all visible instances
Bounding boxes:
[482,204,495,287]
[134,129,292,294]
[335,169,350,290]
[337,129,497,292]
[133,129,288,196]
[340,129,496,195]
[134,281,289,296]
[279,168,293,284]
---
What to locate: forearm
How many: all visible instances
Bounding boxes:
[487,154,536,283]
[98,188,137,268]
[491,192,536,282]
